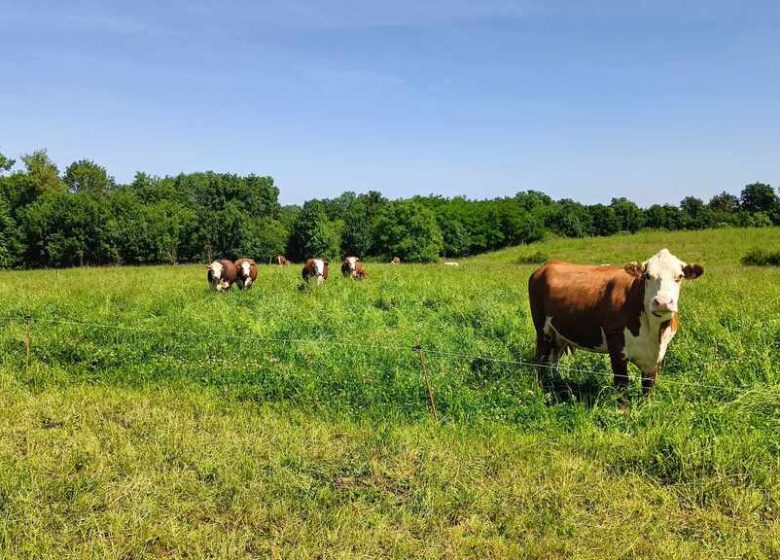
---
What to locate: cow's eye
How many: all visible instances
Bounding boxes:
[675,275,683,282]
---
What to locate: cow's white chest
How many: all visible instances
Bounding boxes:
[622,313,676,372]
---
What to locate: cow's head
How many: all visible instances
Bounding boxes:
[207,261,223,289]
[624,248,704,318]
[345,256,358,273]
[239,261,252,286]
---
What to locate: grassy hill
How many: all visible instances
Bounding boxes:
[1,228,779,558]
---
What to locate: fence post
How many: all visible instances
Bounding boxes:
[412,343,438,422]
[24,315,33,370]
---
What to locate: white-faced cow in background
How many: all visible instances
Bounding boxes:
[273,255,289,265]
[207,259,238,292]
[234,258,258,290]
[302,258,329,285]
[341,256,366,279]
[391,257,401,265]
[528,248,704,405]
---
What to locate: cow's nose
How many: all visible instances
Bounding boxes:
[652,297,674,309]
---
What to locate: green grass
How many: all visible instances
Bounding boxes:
[1,227,780,558]
[742,248,780,266]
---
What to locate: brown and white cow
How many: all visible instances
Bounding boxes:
[273,255,289,265]
[341,256,366,279]
[302,258,329,285]
[234,258,258,290]
[207,259,238,292]
[528,248,704,402]
[391,257,401,265]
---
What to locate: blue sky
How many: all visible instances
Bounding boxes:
[1,1,779,205]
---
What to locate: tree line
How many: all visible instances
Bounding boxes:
[1,149,779,268]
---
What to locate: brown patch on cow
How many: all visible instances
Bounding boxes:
[659,314,679,343]
[529,261,644,351]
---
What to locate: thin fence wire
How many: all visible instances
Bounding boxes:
[0,313,772,394]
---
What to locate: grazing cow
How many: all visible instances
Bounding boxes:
[235,258,258,290]
[302,258,329,285]
[341,256,366,279]
[528,248,704,403]
[391,257,401,265]
[273,255,289,265]
[207,259,238,292]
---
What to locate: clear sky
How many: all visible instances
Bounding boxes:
[1,1,779,205]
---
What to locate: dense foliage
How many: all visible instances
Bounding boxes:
[1,148,779,267]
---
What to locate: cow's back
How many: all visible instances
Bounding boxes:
[529,261,637,346]
[530,261,629,309]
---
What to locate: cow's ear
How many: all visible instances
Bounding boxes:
[683,263,704,280]
[624,261,645,278]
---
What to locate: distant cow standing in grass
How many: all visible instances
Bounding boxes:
[341,256,366,279]
[273,255,289,265]
[302,258,329,285]
[207,259,238,292]
[235,258,258,290]
[391,257,401,265]
[528,248,704,404]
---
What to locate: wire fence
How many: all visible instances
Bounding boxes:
[0,313,764,401]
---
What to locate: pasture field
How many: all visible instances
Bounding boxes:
[1,227,780,559]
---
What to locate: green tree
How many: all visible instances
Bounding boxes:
[64,159,115,194]
[0,150,15,174]
[0,194,18,267]
[610,197,644,233]
[644,204,682,230]
[439,217,471,257]
[680,197,714,230]
[548,200,590,238]
[21,149,63,196]
[289,201,340,261]
[708,191,740,213]
[740,183,778,213]
[240,217,289,263]
[341,198,373,257]
[371,200,443,262]
[589,204,619,236]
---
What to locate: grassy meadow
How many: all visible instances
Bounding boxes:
[1,227,780,558]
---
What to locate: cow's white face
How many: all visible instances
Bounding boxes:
[240,261,252,285]
[346,256,358,272]
[625,248,704,319]
[313,258,325,277]
[207,261,223,289]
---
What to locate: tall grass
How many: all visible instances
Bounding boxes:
[742,248,780,266]
[1,227,779,557]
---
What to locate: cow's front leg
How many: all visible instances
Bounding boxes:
[607,334,629,409]
[641,368,658,396]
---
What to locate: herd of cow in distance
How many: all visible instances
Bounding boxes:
[205,248,705,406]
[206,254,373,292]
